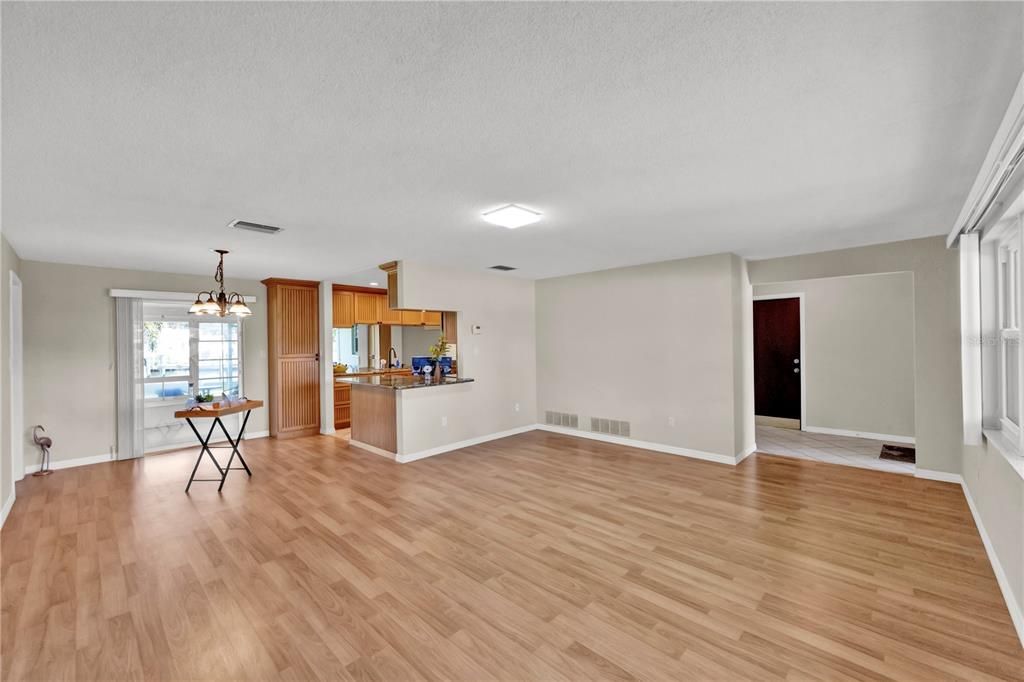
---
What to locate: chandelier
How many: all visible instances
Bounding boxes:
[189,249,252,317]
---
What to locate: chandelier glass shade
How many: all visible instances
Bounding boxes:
[190,249,252,318]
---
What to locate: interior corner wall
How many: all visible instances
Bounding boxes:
[392,261,537,455]
[733,256,755,456]
[749,236,959,474]
[1,235,23,513]
[754,272,916,439]
[536,253,747,459]
[18,260,269,469]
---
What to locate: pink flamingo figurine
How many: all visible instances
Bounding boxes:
[32,425,53,476]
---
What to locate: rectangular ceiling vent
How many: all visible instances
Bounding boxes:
[489,265,517,271]
[229,220,284,235]
[590,417,631,438]
[545,411,579,429]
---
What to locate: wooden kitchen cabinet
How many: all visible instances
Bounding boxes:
[380,299,403,325]
[354,292,380,324]
[332,290,354,327]
[401,309,423,326]
[263,278,321,439]
[333,285,443,328]
[334,382,352,428]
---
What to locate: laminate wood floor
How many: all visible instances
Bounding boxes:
[2,431,1021,681]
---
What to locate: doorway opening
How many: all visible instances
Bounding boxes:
[751,273,917,475]
[10,271,23,483]
[754,294,804,430]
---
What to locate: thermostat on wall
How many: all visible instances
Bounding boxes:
[470,324,482,335]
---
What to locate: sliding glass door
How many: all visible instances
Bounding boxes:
[142,301,242,453]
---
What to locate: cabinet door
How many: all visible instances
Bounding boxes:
[333,291,354,327]
[277,284,319,356]
[381,299,402,325]
[354,293,380,324]
[401,310,423,326]
[422,310,442,327]
[265,280,320,438]
[279,357,320,432]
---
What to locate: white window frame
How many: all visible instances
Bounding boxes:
[142,313,243,404]
[979,211,1024,468]
[997,230,1022,440]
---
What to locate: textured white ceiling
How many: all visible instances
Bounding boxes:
[3,2,1022,282]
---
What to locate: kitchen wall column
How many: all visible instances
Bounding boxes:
[319,280,334,435]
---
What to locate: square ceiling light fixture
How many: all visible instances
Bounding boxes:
[481,204,542,229]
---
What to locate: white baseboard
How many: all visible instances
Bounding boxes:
[243,430,269,440]
[349,439,398,460]
[536,424,738,465]
[1,492,15,528]
[961,480,1024,649]
[25,452,113,475]
[803,425,915,444]
[397,425,538,463]
[914,468,963,484]
[736,443,757,464]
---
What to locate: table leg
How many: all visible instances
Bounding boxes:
[215,410,253,492]
[185,418,221,493]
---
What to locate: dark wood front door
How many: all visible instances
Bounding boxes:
[754,298,801,420]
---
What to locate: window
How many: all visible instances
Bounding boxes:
[999,236,1021,436]
[332,326,359,368]
[977,212,1024,458]
[143,303,242,401]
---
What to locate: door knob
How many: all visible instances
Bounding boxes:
[793,368,800,373]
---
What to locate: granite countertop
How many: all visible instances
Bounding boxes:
[334,367,412,378]
[337,374,474,390]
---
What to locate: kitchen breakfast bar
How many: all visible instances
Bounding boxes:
[338,374,475,459]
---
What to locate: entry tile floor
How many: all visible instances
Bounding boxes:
[755,425,916,475]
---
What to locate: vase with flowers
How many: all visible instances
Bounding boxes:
[428,335,449,381]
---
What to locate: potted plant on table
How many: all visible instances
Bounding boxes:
[428,335,449,381]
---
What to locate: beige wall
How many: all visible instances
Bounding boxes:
[393,261,537,456]
[749,236,960,473]
[19,260,268,468]
[1,236,23,511]
[755,272,916,439]
[536,253,753,460]
[963,439,1024,630]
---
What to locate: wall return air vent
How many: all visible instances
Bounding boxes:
[229,220,284,235]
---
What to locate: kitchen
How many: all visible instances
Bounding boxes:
[330,283,464,441]
[261,267,468,460]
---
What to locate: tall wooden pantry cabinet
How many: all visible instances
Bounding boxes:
[262,278,320,438]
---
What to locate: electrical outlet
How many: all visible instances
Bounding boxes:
[668,416,676,427]
[514,402,520,412]
[441,416,448,427]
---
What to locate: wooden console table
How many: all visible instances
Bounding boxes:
[174,400,263,493]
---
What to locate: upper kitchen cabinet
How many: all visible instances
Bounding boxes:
[332,289,354,327]
[380,299,402,325]
[401,309,423,326]
[333,283,444,327]
[354,292,380,324]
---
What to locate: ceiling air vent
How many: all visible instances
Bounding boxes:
[489,265,517,271]
[229,220,284,235]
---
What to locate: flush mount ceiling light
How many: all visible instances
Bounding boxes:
[481,204,542,229]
